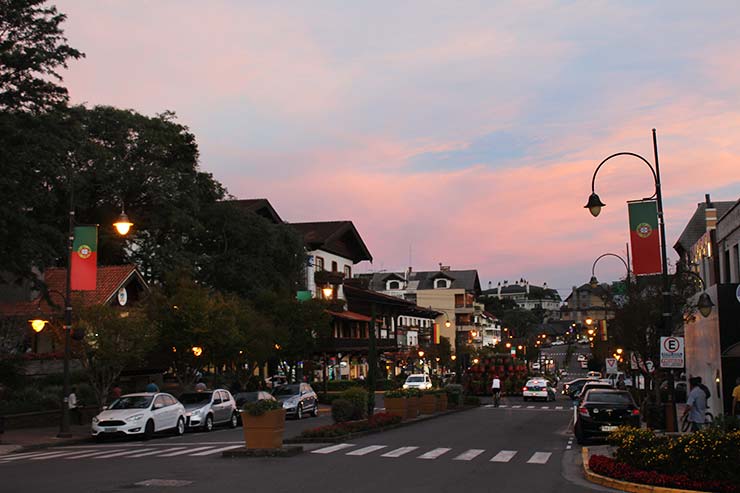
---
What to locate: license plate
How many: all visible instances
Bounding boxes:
[601,425,618,432]
[104,427,116,432]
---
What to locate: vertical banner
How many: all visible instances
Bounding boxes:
[71,226,98,291]
[628,200,662,275]
[433,323,440,344]
[600,319,608,341]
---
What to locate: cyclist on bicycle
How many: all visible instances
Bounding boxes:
[491,375,502,407]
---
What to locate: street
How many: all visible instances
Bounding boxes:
[0,393,612,493]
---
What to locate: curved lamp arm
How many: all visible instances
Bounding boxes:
[590,252,631,288]
[585,152,658,216]
[668,271,714,318]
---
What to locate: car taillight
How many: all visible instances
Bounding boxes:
[631,409,640,416]
[522,387,527,392]
[578,407,590,417]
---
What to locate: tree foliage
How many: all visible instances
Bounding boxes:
[0,0,83,112]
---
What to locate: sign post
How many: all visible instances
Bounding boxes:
[659,336,685,368]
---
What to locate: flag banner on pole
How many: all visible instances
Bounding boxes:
[433,323,440,344]
[628,200,662,275]
[71,226,97,291]
[600,319,608,341]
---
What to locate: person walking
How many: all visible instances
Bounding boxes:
[491,375,502,407]
[68,386,79,425]
[683,376,708,432]
[732,376,740,416]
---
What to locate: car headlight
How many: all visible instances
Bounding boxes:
[92,416,99,424]
[126,414,144,423]
[188,408,202,418]
[402,384,409,389]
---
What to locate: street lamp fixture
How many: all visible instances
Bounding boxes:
[616,348,623,355]
[191,346,203,357]
[29,318,47,333]
[505,342,511,349]
[113,210,134,236]
[322,286,334,299]
[450,355,457,361]
[445,319,451,328]
[418,350,425,358]
[697,293,714,318]
[472,358,479,365]
[587,329,595,336]
[584,192,607,217]
[585,318,593,326]
[517,345,523,350]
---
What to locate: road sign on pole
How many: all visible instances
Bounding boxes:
[659,336,684,368]
[605,358,618,374]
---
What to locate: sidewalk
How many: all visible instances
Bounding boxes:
[0,425,91,455]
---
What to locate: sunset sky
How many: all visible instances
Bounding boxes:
[57,1,740,297]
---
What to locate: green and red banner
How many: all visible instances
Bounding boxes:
[71,226,97,291]
[433,323,440,344]
[628,200,662,276]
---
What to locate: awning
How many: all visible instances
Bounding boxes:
[326,310,373,322]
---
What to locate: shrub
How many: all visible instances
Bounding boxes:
[403,388,420,398]
[331,399,355,423]
[340,387,368,420]
[445,384,463,406]
[241,399,282,416]
[384,389,405,398]
[464,395,481,406]
[301,412,402,439]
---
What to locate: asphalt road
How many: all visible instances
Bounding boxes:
[0,392,615,493]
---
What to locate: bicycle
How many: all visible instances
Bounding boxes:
[492,389,501,407]
[680,410,713,432]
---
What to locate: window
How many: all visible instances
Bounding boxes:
[315,256,324,271]
[388,280,400,290]
[331,261,338,272]
[344,265,352,278]
[435,279,448,289]
[454,294,464,308]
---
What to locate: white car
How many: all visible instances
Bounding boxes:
[522,379,556,401]
[551,340,566,346]
[402,374,432,390]
[91,393,186,440]
[531,362,541,370]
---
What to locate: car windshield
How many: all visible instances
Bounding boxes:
[407,376,424,382]
[109,396,153,410]
[236,392,260,404]
[585,392,633,405]
[273,385,300,397]
[179,392,212,404]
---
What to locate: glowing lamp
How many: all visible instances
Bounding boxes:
[113,211,133,236]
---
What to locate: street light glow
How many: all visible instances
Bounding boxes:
[29,318,47,332]
[113,211,134,236]
[191,346,203,356]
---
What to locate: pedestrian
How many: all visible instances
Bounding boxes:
[732,377,740,416]
[683,376,708,432]
[145,378,159,393]
[195,381,207,392]
[68,386,79,425]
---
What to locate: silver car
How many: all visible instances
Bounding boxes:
[179,389,238,431]
[273,383,319,419]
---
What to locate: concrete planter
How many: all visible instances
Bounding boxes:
[240,409,286,449]
[384,397,407,419]
[419,394,437,414]
[436,393,448,412]
[406,396,420,419]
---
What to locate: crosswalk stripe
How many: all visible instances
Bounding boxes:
[490,450,517,462]
[312,443,355,455]
[128,447,187,458]
[453,449,485,461]
[29,450,81,461]
[0,450,71,461]
[542,406,549,409]
[512,405,521,409]
[381,446,418,458]
[526,405,535,409]
[156,446,215,457]
[189,445,243,456]
[346,445,387,456]
[499,404,508,408]
[555,406,563,410]
[94,448,156,459]
[417,448,451,459]
[527,452,552,464]
[484,404,494,408]
[64,449,128,459]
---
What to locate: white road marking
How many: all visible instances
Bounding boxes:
[490,450,517,462]
[542,406,549,409]
[128,447,187,458]
[555,406,563,410]
[346,445,387,456]
[484,404,494,408]
[418,448,451,459]
[189,445,243,456]
[454,449,485,461]
[526,406,535,409]
[527,452,552,464]
[312,443,355,455]
[499,404,508,408]
[0,450,72,461]
[94,448,156,459]
[381,446,418,458]
[156,446,215,457]
[64,449,128,459]
[566,445,572,450]
[29,450,81,460]
[512,405,522,409]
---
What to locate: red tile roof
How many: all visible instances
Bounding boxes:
[0,265,143,317]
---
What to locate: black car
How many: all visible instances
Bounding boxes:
[575,389,640,444]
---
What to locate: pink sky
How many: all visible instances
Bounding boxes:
[57,1,740,296]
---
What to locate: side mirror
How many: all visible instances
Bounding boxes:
[102,405,108,411]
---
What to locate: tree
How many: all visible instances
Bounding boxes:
[0,0,84,112]
[71,304,156,407]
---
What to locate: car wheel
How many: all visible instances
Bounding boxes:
[296,404,304,420]
[175,417,185,436]
[144,419,155,440]
[204,414,214,432]
[311,401,319,417]
[229,412,238,429]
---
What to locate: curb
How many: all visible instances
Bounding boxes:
[222,445,303,458]
[285,405,478,444]
[11,436,92,454]
[581,447,712,493]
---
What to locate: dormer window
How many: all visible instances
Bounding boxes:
[435,279,449,289]
[387,280,401,290]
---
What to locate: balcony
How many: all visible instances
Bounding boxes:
[319,337,397,352]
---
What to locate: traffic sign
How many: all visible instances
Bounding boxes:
[659,336,685,368]
[629,352,638,370]
[605,358,618,374]
[645,360,655,373]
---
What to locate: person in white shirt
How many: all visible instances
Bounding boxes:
[68,387,79,424]
[491,376,502,407]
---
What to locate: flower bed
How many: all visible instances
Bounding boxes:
[589,455,740,493]
[299,412,402,439]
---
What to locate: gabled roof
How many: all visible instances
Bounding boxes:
[291,221,372,263]
[0,265,147,317]
[228,198,283,224]
[363,269,481,294]
[674,200,735,255]
[381,272,406,283]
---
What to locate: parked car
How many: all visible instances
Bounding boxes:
[574,389,640,444]
[91,392,185,440]
[180,389,238,431]
[572,381,614,421]
[587,371,602,379]
[552,340,566,346]
[531,362,541,370]
[273,383,319,419]
[265,375,288,389]
[562,378,592,397]
[233,391,277,425]
[402,374,433,390]
[522,378,556,401]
